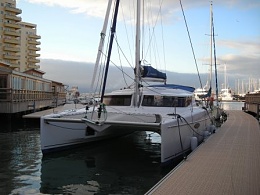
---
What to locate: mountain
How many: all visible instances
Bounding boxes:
[39,59,251,93]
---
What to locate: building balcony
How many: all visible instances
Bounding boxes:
[5,14,22,22]
[4,54,20,60]
[10,63,20,68]
[28,53,40,57]
[28,58,40,63]
[4,38,20,45]
[28,34,41,39]
[4,30,20,37]
[28,40,41,45]
[5,6,22,14]
[28,64,40,69]
[3,46,20,52]
[4,22,21,29]
[28,46,41,51]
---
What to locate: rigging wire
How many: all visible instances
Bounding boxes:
[179,0,203,89]
[143,0,164,64]
[114,36,135,70]
[99,49,135,82]
[115,35,129,86]
[159,5,167,73]
[119,2,134,67]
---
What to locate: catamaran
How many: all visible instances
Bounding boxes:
[41,0,214,163]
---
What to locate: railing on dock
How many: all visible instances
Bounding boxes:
[0,88,66,113]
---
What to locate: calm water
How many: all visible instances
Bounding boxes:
[0,102,244,195]
[0,120,173,195]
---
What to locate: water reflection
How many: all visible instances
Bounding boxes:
[0,129,42,195]
[40,132,164,194]
[0,122,176,194]
[220,101,244,110]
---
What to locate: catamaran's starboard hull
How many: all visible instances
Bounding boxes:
[160,117,211,164]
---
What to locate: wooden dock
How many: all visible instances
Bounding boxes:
[146,110,260,195]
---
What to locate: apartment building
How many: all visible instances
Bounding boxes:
[0,0,66,114]
[0,0,40,71]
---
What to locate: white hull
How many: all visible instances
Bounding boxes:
[40,111,134,153]
[83,106,212,164]
[219,88,234,102]
[41,105,212,163]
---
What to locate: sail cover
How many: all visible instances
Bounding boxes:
[142,66,167,80]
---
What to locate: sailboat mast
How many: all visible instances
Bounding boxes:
[100,0,120,103]
[209,1,213,90]
[134,0,141,107]
[224,64,227,89]
[91,0,113,93]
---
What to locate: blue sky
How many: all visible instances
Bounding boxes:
[16,0,260,90]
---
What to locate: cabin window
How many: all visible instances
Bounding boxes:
[103,95,131,106]
[142,95,192,107]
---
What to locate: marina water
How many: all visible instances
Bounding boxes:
[0,102,244,194]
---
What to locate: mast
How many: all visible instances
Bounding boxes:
[100,0,120,103]
[209,1,213,89]
[212,2,219,107]
[90,0,113,94]
[224,64,227,89]
[133,0,141,107]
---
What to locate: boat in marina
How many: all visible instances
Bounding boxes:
[194,2,216,103]
[219,65,234,101]
[194,85,210,101]
[41,0,214,163]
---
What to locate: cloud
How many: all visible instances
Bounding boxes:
[26,0,107,18]
[217,39,260,77]
[24,0,260,20]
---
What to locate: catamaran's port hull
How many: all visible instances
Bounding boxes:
[40,117,134,154]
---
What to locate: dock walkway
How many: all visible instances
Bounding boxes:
[147,110,260,195]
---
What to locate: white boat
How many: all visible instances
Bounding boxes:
[194,2,216,103]
[41,0,214,163]
[219,88,233,101]
[219,65,234,101]
[194,85,210,101]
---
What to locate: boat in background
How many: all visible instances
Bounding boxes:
[41,0,215,163]
[194,2,215,103]
[219,65,234,101]
[194,84,210,101]
[219,88,234,101]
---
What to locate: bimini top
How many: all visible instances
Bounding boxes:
[148,84,195,93]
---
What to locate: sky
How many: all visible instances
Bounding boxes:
[16,0,260,92]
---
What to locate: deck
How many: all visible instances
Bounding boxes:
[23,103,85,118]
[146,110,260,195]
